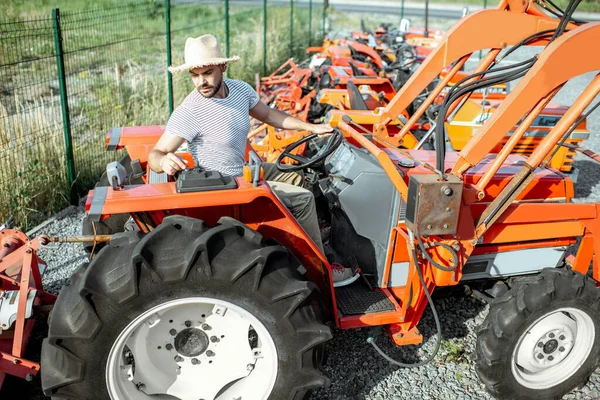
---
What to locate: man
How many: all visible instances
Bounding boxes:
[148,34,358,287]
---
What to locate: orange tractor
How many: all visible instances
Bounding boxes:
[260,13,587,177]
[0,0,599,399]
[250,38,399,164]
[321,3,591,177]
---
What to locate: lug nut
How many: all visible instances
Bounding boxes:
[185,320,192,328]
[202,324,211,331]
[174,355,184,362]
[166,343,173,350]
[210,336,219,343]
[549,333,555,338]
[559,335,566,340]
[170,329,177,336]
[537,342,543,348]
[191,358,200,365]
[206,350,215,357]
[559,346,565,352]
[537,354,544,359]
[548,355,554,361]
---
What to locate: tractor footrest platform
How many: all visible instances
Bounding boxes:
[335,284,395,315]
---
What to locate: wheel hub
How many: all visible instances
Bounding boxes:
[511,308,595,390]
[532,328,573,366]
[106,298,278,400]
[174,328,209,357]
[543,339,559,355]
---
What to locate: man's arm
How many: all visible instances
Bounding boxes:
[249,101,333,134]
[148,132,188,175]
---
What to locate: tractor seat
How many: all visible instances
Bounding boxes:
[346,81,369,110]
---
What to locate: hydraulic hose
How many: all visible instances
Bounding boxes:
[541,0,587,25]
[435,60,536,170]
[367,231,459,367]
[445,30,556,122]
[416,235,459,272]
[432,8,579,172]
[550,0,583,42]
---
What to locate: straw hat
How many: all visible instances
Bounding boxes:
[168,34,240,73]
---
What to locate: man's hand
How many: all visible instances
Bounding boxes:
[159,153,187,175]
[310,123,334,136]
[250,102,336,135]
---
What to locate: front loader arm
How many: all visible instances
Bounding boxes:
[454,22,600,177]
[373,3,575,141]
[443,22,600,244]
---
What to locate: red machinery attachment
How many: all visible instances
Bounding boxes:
[0,230,56,388]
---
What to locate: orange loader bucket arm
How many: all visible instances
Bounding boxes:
[443,21,600,281]
[372,0,577,144]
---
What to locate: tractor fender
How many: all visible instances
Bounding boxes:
[84,178,338,315]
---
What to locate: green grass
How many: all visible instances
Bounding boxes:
[0,0,324,229]
[439,339,468,363]
[2,0,131,18]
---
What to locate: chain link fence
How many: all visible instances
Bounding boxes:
[0,0,326,229]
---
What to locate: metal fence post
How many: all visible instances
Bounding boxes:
[308,0,313,47]
[263,0,267,76]
[225,0,230,58]
[322,1,326,38]
[290,0,294,59]
[401,0,405,20]
[52,8,76,202]
[165,0,174,114]
[424,0,429,38]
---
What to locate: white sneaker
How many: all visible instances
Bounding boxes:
[332,262,360,287]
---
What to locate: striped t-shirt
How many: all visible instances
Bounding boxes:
[165,78,260,176]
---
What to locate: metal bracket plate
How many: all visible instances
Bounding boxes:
[405,174,463,235]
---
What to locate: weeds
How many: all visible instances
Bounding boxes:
[440,339,468,363]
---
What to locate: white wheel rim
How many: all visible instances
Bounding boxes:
[106,297,278,400]
[511,307,595,389]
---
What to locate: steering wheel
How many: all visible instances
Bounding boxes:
[276,128,344,171]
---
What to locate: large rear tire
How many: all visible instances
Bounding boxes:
[42,215,331,400]
[476,268,600,400]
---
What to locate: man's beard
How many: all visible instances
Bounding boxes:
[198,77,222,98]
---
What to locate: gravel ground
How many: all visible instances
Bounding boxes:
[3,47,600,400]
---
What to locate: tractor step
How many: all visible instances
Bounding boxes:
[335,282,395,315]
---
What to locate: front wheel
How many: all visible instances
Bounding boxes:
[42,216,331,400]
[476,268,600,400]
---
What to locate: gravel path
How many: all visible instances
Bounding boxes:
[3,48,600,400]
